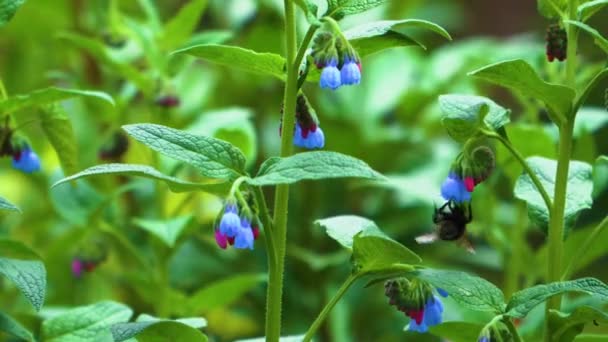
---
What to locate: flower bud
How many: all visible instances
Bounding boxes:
[546,23,567,62]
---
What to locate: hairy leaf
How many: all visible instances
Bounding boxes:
[326,0,389,19]
[40,104,79,176]
[133,216,193,247]
[0,310,35,342]
[112,315,207,342]
[0,87,114,115]
[315,215,382,249]
[549,306,608,342]
[566,20,608,54]
[0,240,46,311]
[352,229,421,275]
[0,196,19,212]
[187,273,266,312]
[0,0,26,27]
[160,0,208,50]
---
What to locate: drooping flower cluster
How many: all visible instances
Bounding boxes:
[70,240,108,278]
[310,29,361,90]
[1,124,41,173]
[280,94,325,149]
[215,203,260,250]
[155,94,181,108]
[546,23,567,62]
[440,145,495,203]
[71,258,101,278]
[384,278,448,333]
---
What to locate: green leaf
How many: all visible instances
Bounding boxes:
[0,0,26,27]
[0,196,19,212]
[575,68,608,111]
[565,20,608,54]
[326,0,389,19]
[132,215,193,248]
[293,0,319,24]
[352,229,421,275]
[249,151,386,186]
[0,240,46,311]
[58,33,155,96]
[52,164,230,196]
[160,0,208,50]
[187,273,266,312]
[549,306,608,342]
[315,215,382,249]
[111,315,207,342]
[39,104,79,176]
[578,0,608,21]
[123,123,247,180]
[42,301,132,341]
[172,44,286,80]
[506,277,608,318]
[593,155,608,197]
[345,19,451,57]
[415,269,506,313]
[235,335,305,342]
[0,87,114,115]
[439,94,510,142]
[0,310,35,341]
[514,157,593,234]
[469,59,575,124]
[537,0,567,18]
[428,321,485,342]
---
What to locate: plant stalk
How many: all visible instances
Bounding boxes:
[504,317,524,342]
[265,0,298,340]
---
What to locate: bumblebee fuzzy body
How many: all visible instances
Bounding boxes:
[432,200,472,241]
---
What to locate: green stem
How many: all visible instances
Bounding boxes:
[303,274,359,342]
[504,317,524,342]
[561,216,608,280]
[253,186,276,266]
[545,1,578,336]
[0,78,7,100]
[265,1,298,340]
[484,131,553,212]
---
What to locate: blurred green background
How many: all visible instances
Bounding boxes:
[1,0,607,341]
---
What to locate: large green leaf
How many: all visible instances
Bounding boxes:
[352,229,421,275]
[111,315,207,342]
[439,94,510,142]
[326,0,389,19]
[0,240,46,311]
[566,20,608,54]
[42,301,132,341]
[514,157,593,235]
[0,196,19,212]
[549,306,608,342]
[469,59,575,124]
[506,278,608,318]
[428,321,485,342]
[172,44,286,80]
[52,164,230,196]
[0,0,26,27]
[0,87,114,115]
[40,104,79,176]
[415,269,506,313]
[123,123,247,180]
[578,0,608,21]
[249,151,385,186]
[187,273,266,312]
[132,216,193,248]
[344,19,451,57]
[293,0,319,24]
[0,310,35,341]
[593,155,608,197]
[160,0,208,50]
[315,215,382,249]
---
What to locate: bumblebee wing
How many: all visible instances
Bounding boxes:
[415,233,439,244]
[458,235,476,254]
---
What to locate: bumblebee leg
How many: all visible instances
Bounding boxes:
[458,235,476,254]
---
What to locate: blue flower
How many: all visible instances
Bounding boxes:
[12,147,41,173]
[219,204,241,238]
[436,287,449,298]
[293,124,325,149]
[478,337,490,342]
[234,218,254,250]
[340,57,361,85]
[319,59,341,90]
[408,296,445,333]
[440,172,471,203]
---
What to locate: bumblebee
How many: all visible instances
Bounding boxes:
[416,200,475,253]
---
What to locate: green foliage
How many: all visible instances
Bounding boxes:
[159,0,208,51]
[514,157,593,234]
[344,19,451,56]
[415,269,506,313]
[428,321,485,342]
[0,87,114,114]
[172,44,286,80]
[549,306,608,342]
[294,0,319,24]
[506,278,608,318]
[111,315,207,342]
[123,123,247,180]
[0,196,19,212]
[0,240,46,311]
[470,59,575,124]
[439,94,510,142]
[537,0,567,18]
[42,301,132,341]
[186,273,266,313]
[578,0,608,21]
[0,310,34,341]
[133,215,193,248]
[39,104,79,176]
[352,230,421,274]
[325,0,390,19]
[565,20,608,55]
[0,0,25,27]
[315,215,381,249]
[249,151,385,186]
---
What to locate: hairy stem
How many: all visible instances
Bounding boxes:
[561,216,608,280]
[265,0,298,340]
[303,274,358,342]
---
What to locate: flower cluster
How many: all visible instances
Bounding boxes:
[155,94,181,108]
[384,278,448,333]
[215,204,259,250]
[441,145,495,203]
[546,23,567,62]
[71,258,101,278]
[310,30,361,90]
[1,122,41,173]
[280,94,325,149]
